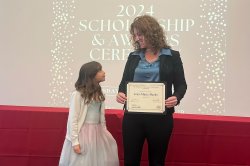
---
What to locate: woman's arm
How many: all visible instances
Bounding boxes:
[172,51,187,104]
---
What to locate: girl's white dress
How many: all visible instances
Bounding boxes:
[59,101,119,166]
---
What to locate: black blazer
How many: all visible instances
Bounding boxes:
[118,49,187,114]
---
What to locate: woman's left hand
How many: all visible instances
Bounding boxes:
[165,96,178,108]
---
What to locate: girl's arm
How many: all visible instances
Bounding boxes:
[69,91,82,146]
[100,102,106,129]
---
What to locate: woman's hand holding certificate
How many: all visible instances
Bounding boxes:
[126,82,165,113]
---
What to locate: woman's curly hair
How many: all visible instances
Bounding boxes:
[130,15,171,53]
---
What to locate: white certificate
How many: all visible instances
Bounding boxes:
[126,82,165,113]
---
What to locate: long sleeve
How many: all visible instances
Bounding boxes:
[118,53,140,94]
[172,51,187,103]
[100,102,107,129]
[69,91,82,146]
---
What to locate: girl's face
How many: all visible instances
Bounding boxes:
[95,69,105,83]
[133,28,147,49]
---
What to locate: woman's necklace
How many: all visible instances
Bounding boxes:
[145,50,159,63]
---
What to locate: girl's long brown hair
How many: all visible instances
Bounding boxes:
[75,61,105,104]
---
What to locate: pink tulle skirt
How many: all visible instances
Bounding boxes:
[59,123,119,166]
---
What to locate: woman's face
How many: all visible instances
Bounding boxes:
[95,69,105,83]
[133,28,147,49]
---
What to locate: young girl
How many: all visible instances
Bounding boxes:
[59,61,119,166]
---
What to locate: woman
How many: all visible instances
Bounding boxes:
[116,15,187,166]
